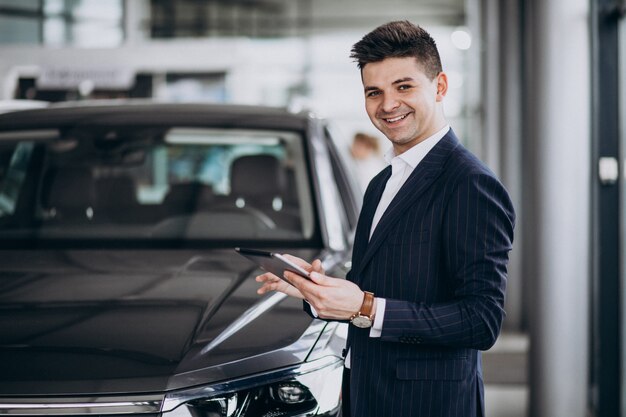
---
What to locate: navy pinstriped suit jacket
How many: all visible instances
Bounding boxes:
[341,129,515,417]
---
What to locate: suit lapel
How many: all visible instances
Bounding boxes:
[353,130,460,279]
[350,165,391,277]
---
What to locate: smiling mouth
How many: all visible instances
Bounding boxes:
[383,113,409,124]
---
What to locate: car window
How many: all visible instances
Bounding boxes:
[324,128,360,231]
[0,127,318,246]
[0,142,34,218]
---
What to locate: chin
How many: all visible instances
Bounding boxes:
[388,134,416,146]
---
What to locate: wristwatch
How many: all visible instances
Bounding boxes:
[350,291,375,328]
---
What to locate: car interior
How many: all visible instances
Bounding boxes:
[0,127,316,243]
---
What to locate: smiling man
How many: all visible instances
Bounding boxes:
[257,21,515,417]
[362,60,446,154]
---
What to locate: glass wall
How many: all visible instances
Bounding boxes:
[0,0,124,47]
[0,0,41,44]
[150,0,291,38]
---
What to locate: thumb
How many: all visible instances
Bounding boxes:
[311,259,325,275]
[309,271,328,285]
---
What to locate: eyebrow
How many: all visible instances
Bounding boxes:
[364,77,415,92]
[392,77,415,84]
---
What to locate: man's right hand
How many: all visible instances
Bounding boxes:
[255,254,324,299]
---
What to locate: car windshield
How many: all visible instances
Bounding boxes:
[0,126,318,247]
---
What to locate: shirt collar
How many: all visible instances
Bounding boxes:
[383,125,450,169]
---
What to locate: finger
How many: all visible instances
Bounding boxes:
[284,270,317,294]
[311,259,325,275]
[255,272,280,283]
[283,254,312,270]
[259,280,305,299]
[257,282,276,294]
[284,270,305,285]
[255,275,272,284]
[309,271,330,285]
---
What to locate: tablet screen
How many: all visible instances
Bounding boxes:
[235,248,311,285]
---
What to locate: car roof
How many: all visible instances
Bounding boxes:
[0,100,314,131]
[0,99,49,114]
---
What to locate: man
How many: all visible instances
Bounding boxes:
[350,132,386,191]
[257,20,515,417]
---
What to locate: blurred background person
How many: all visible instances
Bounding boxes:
[350,132,386,191]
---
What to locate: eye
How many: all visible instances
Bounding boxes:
[398,84,413,91]
[366,90,381,98]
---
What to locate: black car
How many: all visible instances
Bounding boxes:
[0,102,362,417]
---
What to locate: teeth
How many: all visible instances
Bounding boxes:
[385,114,407,123]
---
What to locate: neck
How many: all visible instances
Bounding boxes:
[392,121,447,155]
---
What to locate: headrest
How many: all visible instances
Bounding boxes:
[95,176,138,208]
[42,166,95,209]
[230,155,286,197]
[164,182,214,209]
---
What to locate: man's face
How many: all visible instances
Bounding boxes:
[362,57,445,153]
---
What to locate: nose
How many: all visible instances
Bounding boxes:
[381,92,400,113]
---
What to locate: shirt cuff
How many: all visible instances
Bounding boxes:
[308,301,319,318]
[369,297,386,337]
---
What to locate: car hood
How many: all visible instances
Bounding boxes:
[0,248,321,396]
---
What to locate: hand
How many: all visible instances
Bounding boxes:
[255,255,325,299]
[284,269,364,320]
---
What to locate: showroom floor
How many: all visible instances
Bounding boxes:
[483,332,528,417]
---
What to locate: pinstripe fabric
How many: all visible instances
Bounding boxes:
[343,129,515,417]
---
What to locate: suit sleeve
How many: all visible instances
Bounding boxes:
[380,172,515,350]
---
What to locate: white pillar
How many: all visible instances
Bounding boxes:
[525,0,591,415]
[480,0,525,331]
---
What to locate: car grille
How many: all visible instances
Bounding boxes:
[0,414,161,417]
[0,397,163,416]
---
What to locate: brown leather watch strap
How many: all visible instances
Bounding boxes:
[360,291,375,318]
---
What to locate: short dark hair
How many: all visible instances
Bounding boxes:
[350,21,442,80]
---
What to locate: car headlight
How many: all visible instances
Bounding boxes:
[270,382,312,404]
[163,356,343,417]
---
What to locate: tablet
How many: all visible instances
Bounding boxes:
[235,247,311,285]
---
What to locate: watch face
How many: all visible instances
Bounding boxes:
[351,315,372,328]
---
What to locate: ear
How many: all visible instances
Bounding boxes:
[435,72,448,102]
